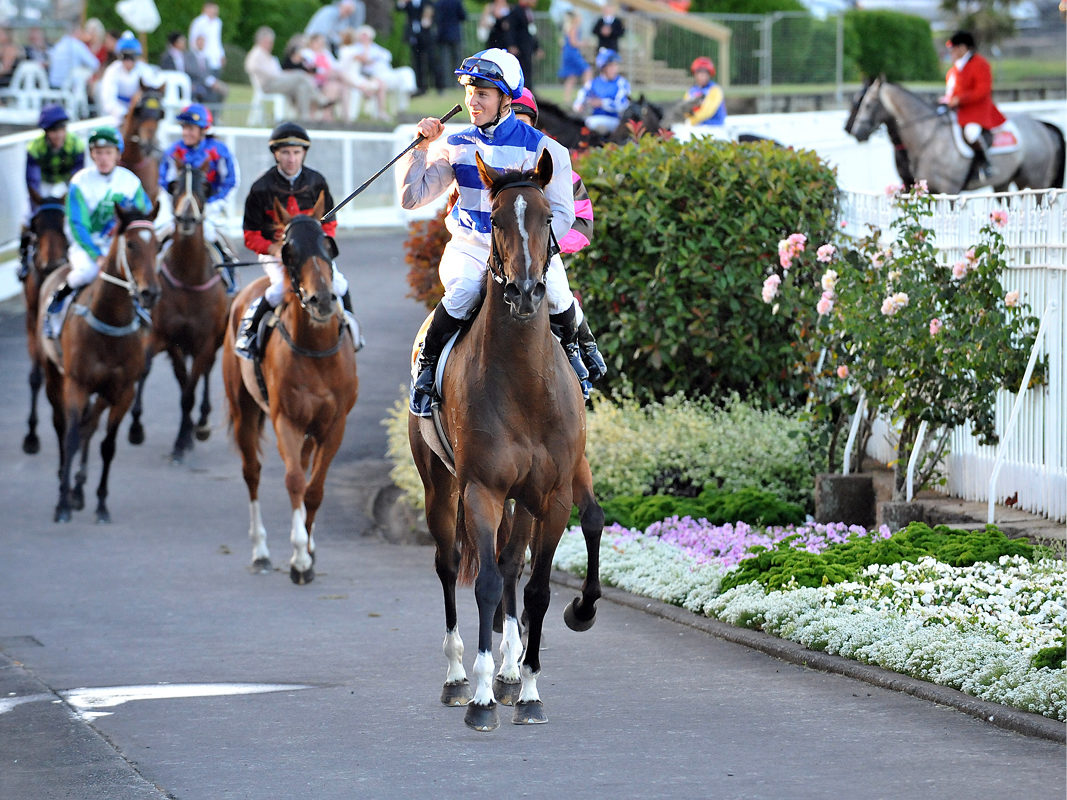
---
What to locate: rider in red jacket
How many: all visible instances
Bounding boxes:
[941,30,1005,181]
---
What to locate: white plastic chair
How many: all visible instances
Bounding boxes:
[247,72,288,126]
[60,66,93,120]
[156,69,193,118]
[0,61,65,116]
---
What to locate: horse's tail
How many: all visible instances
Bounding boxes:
[456,497,479,585]
[1042,122,1066,189]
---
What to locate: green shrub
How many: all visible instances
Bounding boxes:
[720,522,1035,592]
[1031,642,1067,671]
[845,10,940,82]
[602,487,806,530]
[571,136,837,406]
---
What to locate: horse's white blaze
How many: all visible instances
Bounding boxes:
[517,663,540,703]
[135,228,152,244]
[289,504,311,573]
[497,615,522,683]
[442,628,467,684]
[249,499,269,562]
[471,650,495,706]
[513,193,533,279]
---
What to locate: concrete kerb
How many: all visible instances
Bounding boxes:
[549,570,1067,744]
[362,469,1065,744]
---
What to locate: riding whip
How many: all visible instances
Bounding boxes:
[321,104,464,224]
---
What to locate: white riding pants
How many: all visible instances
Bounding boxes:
[584,115,618,135]
[963,122,983,144]
[260,252,349,307]
[439,240,577,320]
[67,246,101,289]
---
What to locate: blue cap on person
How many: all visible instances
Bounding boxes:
[87,126,124,154]
[116,32,143,56]
[177,103,213,128]
[455,48,525,99]
[595,48,620,70]
[38,104,69,131]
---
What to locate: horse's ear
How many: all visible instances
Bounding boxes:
[312,191,325,220]
[148,198,160,221]
[324,236,339,260]
[534,148,553,189]
[272,197,290,227]
[475,151,499,189]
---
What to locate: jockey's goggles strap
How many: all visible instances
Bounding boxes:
[458,57,506,82]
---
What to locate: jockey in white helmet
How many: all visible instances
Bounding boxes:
[397,48,605,415]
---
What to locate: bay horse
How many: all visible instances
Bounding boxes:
[21,196,68,455]
[537,95,665,152]
[120,82,165,201]
[846,76,1065,193]
[220,195,358,585]
[36,205,160,523]
[409,151,604,732]
[129,160,230,462]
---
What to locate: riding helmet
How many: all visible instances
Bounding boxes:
[177,103,213,128]
[116,31,143,56]
[595,48,620,71]
[455,49,524,99]
[38,104,69,131]
[512,87,538,124]
[269,121,311,152]
[690,56,716,78]
[87,126,124,154]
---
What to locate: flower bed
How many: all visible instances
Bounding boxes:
[553,520,1066,721]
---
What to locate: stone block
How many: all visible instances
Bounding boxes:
[815,473,875,528]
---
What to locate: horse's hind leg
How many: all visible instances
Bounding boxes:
[194,350,218,442]
[564,456,603,632]
[235,397,269,572]
[127,358,153,445]
[168,347,197,462]
[72,399,104,512]
[93,395,132,524]
[23,362,42,454]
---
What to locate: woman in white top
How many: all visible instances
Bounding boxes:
[338,26,416,114]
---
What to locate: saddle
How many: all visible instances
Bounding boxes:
[951,119,1021,158]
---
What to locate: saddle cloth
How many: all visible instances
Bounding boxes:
[952,118,1021,158]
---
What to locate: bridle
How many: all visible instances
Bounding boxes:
[98,220,155,296]
[486,180,556,287]
[283,218,340,324]
[173,165,205,235]
[71,219,156,335]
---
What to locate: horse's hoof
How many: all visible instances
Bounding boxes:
[54,506,71,523]
[290,565,314,585]
[95,509,111,524]
[169,448,186,465]
[128,423,144,445]
[22,434,40,455]
[71,487,84,511]
[512,700,547,725]
[564,598,596,632]
[464,701,498,732]
[492,676,521,706]
[195,424,211,442]
[440,679,472,706]
[250,558,272,574]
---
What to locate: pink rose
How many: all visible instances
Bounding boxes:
[990,210,1008,228]
[929,318,942,336]
[1004,290,1019,308]
[836,364,849,379]
[951,261,968,280]
[816,244,836,263]
[761,274,781,304]
[816,291,834,316]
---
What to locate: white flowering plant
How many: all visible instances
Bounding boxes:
[762,185,1043,498]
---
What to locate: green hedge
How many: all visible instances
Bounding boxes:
[845,9,940,82]
[571,136,837,407]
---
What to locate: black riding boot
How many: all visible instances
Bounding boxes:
[44,280,74,339]
[971,139,992,182]
[576,317,607,383]
[412,304,463,411]
[550,304,592,399]
[17,226,33,281]
[213,240,238,295]
[235,297,275,360]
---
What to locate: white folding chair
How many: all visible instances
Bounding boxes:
[247,72,288,126]
[0,61,64,116]
[156,69,193,118]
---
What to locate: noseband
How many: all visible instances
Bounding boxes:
[173,167,205,233]
[486,180,556,286]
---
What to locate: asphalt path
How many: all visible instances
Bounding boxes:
[1,231,1064,799]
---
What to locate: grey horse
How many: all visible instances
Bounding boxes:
[846,76,1065,194]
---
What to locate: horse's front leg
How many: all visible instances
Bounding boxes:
[463,483,506,732]
[493,507,533,706]
[54,388,88,523]
[23,361,42,454]
[127,344,155,445]
[234,393,268,572]
[93,389,134,523]
[513,498,573,726]
[275,418,314,584]
[565,456,603,632]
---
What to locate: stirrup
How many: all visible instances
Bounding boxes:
[564,341,590,383]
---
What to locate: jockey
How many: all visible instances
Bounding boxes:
[237,121,360,359]
[684,56,726,127]
[511,86,607,385]
[397,47,591,415]
[20,104,85,280]
[572,48,630,136]
[97,32,159,125]
[941,30,1005,181]
[159,103,240,292]
[44,126,151,337]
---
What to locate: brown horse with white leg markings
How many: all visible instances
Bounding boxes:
[37,205,160,523]
[409,151,604,732]
[221,194,358,585]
